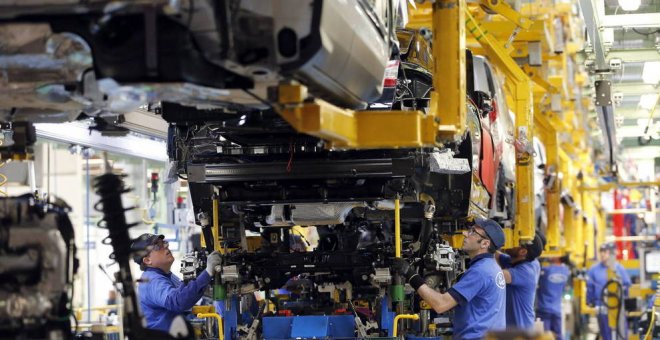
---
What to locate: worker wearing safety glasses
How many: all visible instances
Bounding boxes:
[393,218,507,340]
[130,233,222,333]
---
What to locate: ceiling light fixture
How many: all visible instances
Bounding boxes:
[642,61,660,84]
[618,0,641,11]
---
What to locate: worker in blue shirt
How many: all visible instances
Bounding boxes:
[536,256,571,340]
[496,233,543,329]
[130,233,222,332]
[587,243,632,340]
[393,218,506,340]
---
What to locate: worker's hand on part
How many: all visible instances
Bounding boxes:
[206,251,222,276]
[392,258,416,281]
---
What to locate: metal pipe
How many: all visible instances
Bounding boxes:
[196,313,224,340]
[581,181,660,191]
[393,313,420,337]
[395,197,401,258]
[213,196,221,252]
[605,235,657,242]
[606,208,653,215]
[420,309,430,336]
[85,151,91,322]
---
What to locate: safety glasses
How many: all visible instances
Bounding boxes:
[151,240,169,251]
[466,226,488,241]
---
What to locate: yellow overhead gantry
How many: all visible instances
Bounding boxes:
[274,0,469,149]
[463,5,535,247]
[273,0,601,252]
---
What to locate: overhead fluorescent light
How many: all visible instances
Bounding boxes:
[639,93,659,110]
[642,61,660,84]
[618,0,641,11]
[35,122,167,162]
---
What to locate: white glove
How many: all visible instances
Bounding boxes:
[206,251,222,276]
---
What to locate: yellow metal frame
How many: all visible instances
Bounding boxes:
[273,0,604,264]
[465,9,535,247]
[274,0,473,149]
[276,86,439,149]
[196,312,224,340]
[431,0,467,139]
[575,278,596,315]
[478,0,532,30]
[536,116,560,252]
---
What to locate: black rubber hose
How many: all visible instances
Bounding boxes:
[600,279,625,340]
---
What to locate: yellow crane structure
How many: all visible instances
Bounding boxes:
[271,0,617,261]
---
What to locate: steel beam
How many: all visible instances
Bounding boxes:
[275,86,438,149]
[578,0,607,70]
[536,115,561,251]
[580,181,660,192]
[606,209,654,215]
[431,0,467,139]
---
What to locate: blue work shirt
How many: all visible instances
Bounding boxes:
[537,263,570,315]
[447,253,506,340]
[586,262,631,307]
[138,267,212,332]
[499,254,541,329]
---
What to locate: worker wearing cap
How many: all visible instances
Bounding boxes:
[536,256,571,340]
[393,218,506,340]
[131,233,222,332]
[587,243,631,340]
[496,233,543,329]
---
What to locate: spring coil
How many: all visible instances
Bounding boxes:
[94,172,172,338]
[93,173,140,264]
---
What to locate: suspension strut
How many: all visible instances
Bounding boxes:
[94,173,192,339]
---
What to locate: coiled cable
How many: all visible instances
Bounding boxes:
[601,279,625,340]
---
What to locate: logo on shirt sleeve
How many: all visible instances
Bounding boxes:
[548,273,568,284]
[496,272,506,289]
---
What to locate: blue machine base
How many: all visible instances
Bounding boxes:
[263,315,355,339]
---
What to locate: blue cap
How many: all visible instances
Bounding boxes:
[599,243,615,252]
[536,231,547,249]
[524,234,544,260]
[474,218,505,249]
[130,233,164,265]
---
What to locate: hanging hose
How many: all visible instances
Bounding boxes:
[601,280,625,340]
[644,306,656,340]
[0,139,7,197]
